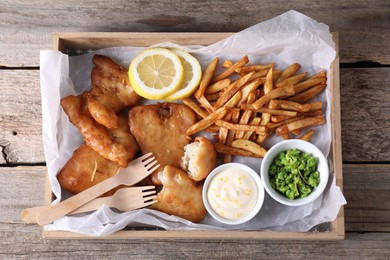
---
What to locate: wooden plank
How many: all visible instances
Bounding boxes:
[340,67,390,162]
[343,164,390,232]
[1,67,389,164]
[0,165,389,256]
[0,0,389,67]
[329,34,344,237]
[1,165,388,232]
[1,222,390,258]
[0,69,44,164]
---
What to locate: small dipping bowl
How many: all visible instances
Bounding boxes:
[260,139,329,206]
[202,163,265,225]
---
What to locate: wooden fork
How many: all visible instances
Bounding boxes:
[35,153,159,226]
[21,186,157,224]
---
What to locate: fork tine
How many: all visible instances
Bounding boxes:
[142,199,158,208]
[139,185,156,191]
[142,190,157,197]
[147,163,160,173]
[145,159,159,169]
[139,152,154,161]
[142,155,157,165]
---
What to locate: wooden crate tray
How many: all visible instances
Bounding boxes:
[42,32,344,240]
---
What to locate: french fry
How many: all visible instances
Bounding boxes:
[204,78,231,94]
[267,115,307,129]
[215,120,267,134]
[235,64,273,73]
[237,77,264,106]
[213,72,254,109]
[293,77,325,95]
[252,85,295,109]
[248,70,268,81]
[204,92,221,101]
[260,64,274,126]
[273,70,282,82]
[183,98,208,118]
[235,91,257,138]
[186,106,228,136]
[224,91,242,109]
[275,72,307,88]
[308,101,323,111]
[271,114,293,123]
[282,133,291,140]
[256,128,274,144]
[240,103,255,110]
[242,117,262,140]
[291,129,301,135]
[275,63,301,83]
[218,127,229,145]
[255,108,298,117]
[231,139,267,157]
[307,70,326,80]
[204,125,220,133]
[211,55,249,83]
[275,115,325,136]
[268,99,311,112]
[196,95,215,114]
[299,129,315,141]
[269,109,323,127]
[223,108,240,163]
[222,60,234,68]
[215,143,264,158]
[287,83,326,103]
[195,57,219,99]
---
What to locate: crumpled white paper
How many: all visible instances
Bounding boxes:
[40,10,346,236]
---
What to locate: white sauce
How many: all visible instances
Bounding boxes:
[207,167,258,220]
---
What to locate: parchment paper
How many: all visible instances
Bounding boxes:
[40,10,346,236]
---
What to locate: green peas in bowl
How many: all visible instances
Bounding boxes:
[261,140,329,206]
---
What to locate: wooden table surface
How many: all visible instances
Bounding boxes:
[1,1,389,258]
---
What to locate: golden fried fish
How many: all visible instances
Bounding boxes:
[57,144,119,195]
[151,165,206,223]
[87,54,142,129]
[128,103,196,185]
[61,93,139,168]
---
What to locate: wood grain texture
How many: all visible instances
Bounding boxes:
[343,164,390,232]
[0,0,389,66]
[0,70,44,164]
[0,165,388,230]
[1,67,388,164]
[340,68,390,162]
[0,165,389,257]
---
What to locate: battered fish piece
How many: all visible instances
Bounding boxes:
[151,166,206,223]
[57,144,119,195]
[180,136,217,182]
[87,54,142,129]
[128,103,196,185]
[61,93,139,168]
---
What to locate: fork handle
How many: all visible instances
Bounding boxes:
[36,176,119,226]
[22,196,112,224]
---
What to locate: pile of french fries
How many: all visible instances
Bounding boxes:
[184,55,327,162]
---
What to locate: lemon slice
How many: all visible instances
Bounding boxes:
[129,48,184,100]
[165,49,202,101]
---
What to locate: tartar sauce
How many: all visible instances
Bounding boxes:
[207,167,258,220]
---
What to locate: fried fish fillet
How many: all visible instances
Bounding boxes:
[61,93,139,168]
[128,103,196,185]
[151,165,206,223]
[87,54,142,129]
[57,144,119,195]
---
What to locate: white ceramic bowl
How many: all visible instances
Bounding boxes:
[260,139,329,206]
[202,163,265,225]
